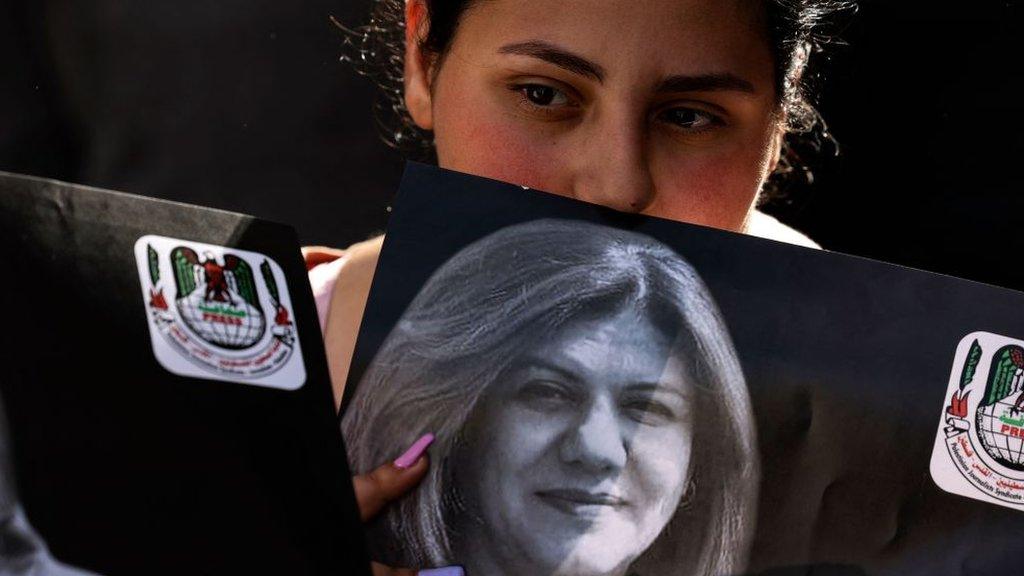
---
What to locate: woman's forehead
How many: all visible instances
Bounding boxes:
[514,309,694,387]
[455,0,774,86]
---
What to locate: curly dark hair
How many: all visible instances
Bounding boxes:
[336,0,856,202]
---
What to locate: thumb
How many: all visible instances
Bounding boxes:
[353,433,434,521]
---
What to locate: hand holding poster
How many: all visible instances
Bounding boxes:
[341,163,1024,576]
[345,219,757,575]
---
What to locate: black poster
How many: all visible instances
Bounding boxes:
[343,163,1024,575]
[0,172,370,576]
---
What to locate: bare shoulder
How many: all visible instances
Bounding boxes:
[319,235,384,407]
[746,210,821,249]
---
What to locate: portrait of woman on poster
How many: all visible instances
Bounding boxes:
[314,0,852,573]
[342,219,760,576]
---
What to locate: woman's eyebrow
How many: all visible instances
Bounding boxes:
[624,382,690,403]
[517,356,583,382]
[655,73,756,95]
[497,40,606,83]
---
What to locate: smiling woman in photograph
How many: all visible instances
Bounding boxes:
[341,219,760,576]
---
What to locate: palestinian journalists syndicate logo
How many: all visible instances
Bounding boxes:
[134,235,305,390]
[931,332,1024,511]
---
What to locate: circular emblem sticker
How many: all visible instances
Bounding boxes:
[134,235,306,390]
[931,332,1024,511]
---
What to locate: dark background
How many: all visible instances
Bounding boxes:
[2,0,1022,289]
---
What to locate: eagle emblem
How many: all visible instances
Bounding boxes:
[135,235,305,390]
[932,332,1024,512]
[170,247,266,349]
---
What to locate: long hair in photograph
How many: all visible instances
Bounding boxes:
[342,219,760,575]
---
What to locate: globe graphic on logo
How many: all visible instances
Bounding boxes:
[178,290,266,350]
[976,390,1024,472]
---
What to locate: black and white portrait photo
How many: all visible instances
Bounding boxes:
[343,219,759,576]
[342,164,1024,576]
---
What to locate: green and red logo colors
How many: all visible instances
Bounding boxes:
[931,332,1024,511]
[135,235,305,390]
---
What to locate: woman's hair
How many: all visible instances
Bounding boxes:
[342,219,760,575]
[338,0,856,201]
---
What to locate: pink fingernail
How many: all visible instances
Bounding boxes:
[418,567,464,576]
[394,433,435,469]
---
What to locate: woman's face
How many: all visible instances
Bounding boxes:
[455,309,694,575]
[405,0,783,232]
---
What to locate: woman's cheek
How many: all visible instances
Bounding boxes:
[650,144,763,228]
[435,102,572,194]
[629,424,693,501]
[496,405,574,467]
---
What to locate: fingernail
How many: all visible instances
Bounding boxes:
[417,567,464,576]
[394,433,435,469]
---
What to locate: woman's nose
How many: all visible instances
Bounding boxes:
[559,398,628,472]
[570,113,655,214]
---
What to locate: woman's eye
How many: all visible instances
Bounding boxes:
[517,380,577,410]
[515,84,571,107]
[659,107,720,132]
[622,399,677,426]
